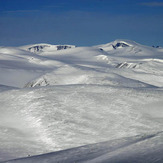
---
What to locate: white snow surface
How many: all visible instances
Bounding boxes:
[0,40,163,162]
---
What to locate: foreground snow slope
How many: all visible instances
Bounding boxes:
[0,85,163,162]
[3,132,163,163]
[0,40,163,162]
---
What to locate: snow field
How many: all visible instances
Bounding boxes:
[0,40,163,162]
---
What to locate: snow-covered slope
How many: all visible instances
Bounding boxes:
[3,132,163,163]
[0,46,65,87]
[0,85,163,162]
[0,39,163,162]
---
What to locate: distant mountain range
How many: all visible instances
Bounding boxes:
[0,39,163,88]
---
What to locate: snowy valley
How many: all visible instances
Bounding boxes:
[0,40,163,162]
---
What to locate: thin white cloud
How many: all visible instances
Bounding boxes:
[2,10,40,13]
[141,2,163,7]
[45,3,67,8]
[46,5,63,8]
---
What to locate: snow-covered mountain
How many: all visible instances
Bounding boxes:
[20,43,76,54]
[95,39,163,57]
[22,40,163,88]
[0,40,163,162]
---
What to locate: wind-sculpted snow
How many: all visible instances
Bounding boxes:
[0,85,163,162]
[0,40,163,162]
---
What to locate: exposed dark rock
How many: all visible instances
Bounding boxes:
[28,45,50,52]
[56,45,72,50]
[112,42,129,49]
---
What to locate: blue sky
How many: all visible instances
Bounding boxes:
[0,0,163,46]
